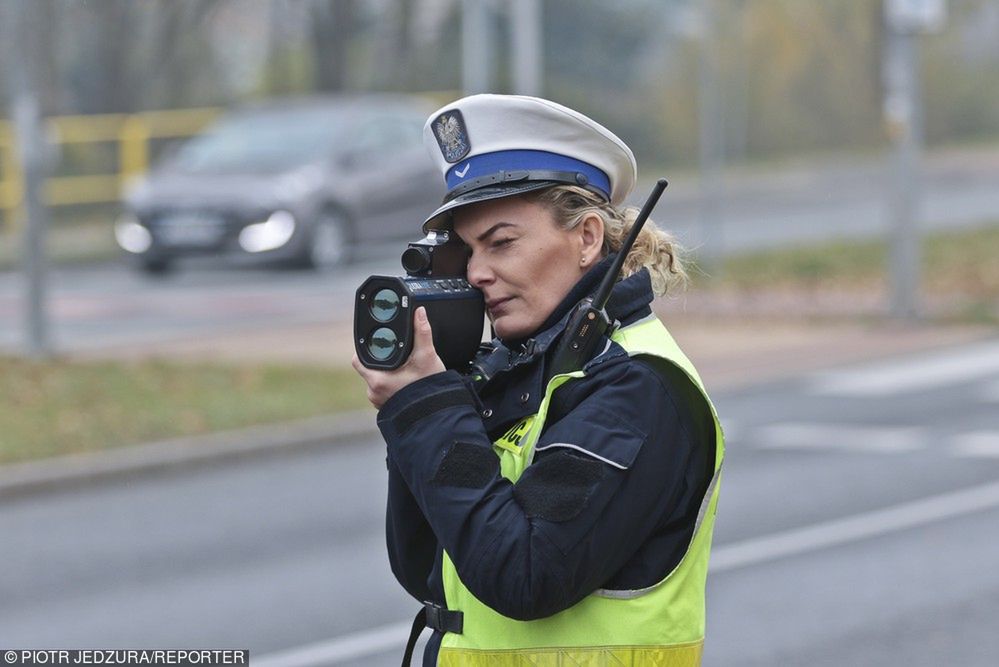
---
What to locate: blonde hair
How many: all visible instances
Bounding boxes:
[529,185,687,296]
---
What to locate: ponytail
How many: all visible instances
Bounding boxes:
[530,185,687,296]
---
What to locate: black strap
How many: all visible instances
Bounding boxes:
[445,169,591,200]
[424,600,464,634]
[401,602,464,666]
[391,388,476,435]
[401,606,426,667]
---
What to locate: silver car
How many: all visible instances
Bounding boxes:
[115,94,445,273]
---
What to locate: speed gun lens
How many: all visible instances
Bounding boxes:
[370,289,400,322]
[368,327,398,361]
[401,246,432,274]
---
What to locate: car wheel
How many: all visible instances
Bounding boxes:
[309,210,353,270]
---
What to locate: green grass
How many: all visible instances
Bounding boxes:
[700,225,999,304]
[711,238,885,291]
[0,357,371,465]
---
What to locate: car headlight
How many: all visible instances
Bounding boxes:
[238,210,297,253]
[114,213,152,253]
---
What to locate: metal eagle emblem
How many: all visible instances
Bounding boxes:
[432,110,470,163]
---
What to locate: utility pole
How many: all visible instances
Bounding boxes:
[4,0,52,358]
[882,0,946,320]
[510,0,543,97]
[698,0,725,273]
[462,0,543,98]
[461,0,495,95]
[12,95,51,358]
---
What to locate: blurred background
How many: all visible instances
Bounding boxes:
[2,1,998,665]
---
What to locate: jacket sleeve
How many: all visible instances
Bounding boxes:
[377,364,703,621]
[385,456,436,602]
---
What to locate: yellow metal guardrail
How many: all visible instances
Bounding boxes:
[0,107,220,229]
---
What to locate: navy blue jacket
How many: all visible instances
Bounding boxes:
[377,259,716,664]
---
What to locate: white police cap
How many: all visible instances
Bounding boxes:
[422,94,637,231]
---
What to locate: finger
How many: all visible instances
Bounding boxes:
[352,354,373,381]
[413,306,434,349]
[409,308,446,376]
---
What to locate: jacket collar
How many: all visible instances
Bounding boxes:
[472,255,654,384]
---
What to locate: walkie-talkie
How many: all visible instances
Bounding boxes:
[547,178,669,378]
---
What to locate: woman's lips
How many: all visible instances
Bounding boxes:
[486,296,514,314]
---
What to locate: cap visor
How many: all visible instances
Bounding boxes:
[422,181,557,232]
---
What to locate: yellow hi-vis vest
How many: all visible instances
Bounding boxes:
[437,315,725,666]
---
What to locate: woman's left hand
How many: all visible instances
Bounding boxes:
[352,306,446,409]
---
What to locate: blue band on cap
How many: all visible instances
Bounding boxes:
[445,150,610,199]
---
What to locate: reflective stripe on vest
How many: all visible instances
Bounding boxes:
[438,315,726,666]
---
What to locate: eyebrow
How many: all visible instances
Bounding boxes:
[476,222,516,243]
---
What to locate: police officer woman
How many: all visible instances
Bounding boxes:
[353,94,724,666]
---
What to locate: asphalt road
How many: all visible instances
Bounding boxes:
[3,339,999,665]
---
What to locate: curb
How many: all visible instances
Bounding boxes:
[0,409,380,500]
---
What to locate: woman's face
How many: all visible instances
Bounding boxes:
[452,196,593,340]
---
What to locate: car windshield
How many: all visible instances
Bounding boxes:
[168,107,352,174]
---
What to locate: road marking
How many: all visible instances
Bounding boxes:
[751,423,999,459]
[809,341,999,396]
[951,431,999,458]
[711,477,999,572]
[756,422,926,453]
[254,477,999,665]
[252,620,422,667]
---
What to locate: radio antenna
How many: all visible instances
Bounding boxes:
[591,178,668,311]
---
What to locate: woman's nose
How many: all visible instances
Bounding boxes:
[466,254,494,288]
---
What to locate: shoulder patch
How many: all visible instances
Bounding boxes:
[432,441,498,489]
[432,110,471,163]
[514,451,605,522]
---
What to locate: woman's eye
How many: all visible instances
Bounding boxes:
[492,237,515,249]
